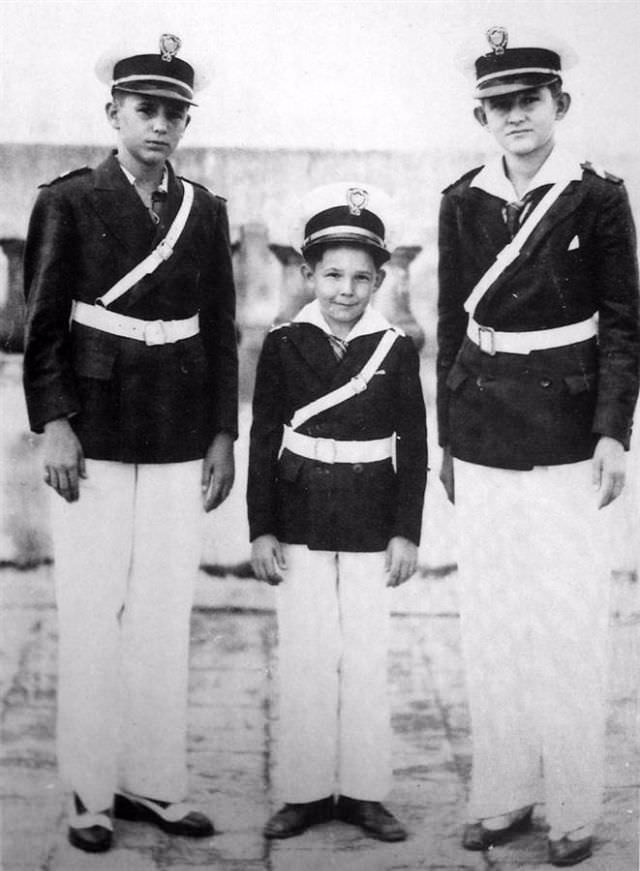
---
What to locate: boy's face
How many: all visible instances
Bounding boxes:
[106,93,190,168]
[475,87,569,159]
[302,246,384,338]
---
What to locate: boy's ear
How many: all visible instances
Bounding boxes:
[300,262,314,283]
[185,114,191,130]
[473,105,488,127]
[105,102,119,129]
[374,268,386,291]
[554,91,571,121]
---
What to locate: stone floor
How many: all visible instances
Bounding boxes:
[1,567,638,870]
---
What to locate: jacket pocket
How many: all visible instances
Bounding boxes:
[278,448,306,483]
[71,325,118,380]
[446,362,469,392]
[563,372,597,395]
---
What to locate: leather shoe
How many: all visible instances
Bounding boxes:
[549,835,593,866]
[462,806,534,850]
[335,795,407,842]
[263,797,334,838]
[114,792,214,837]
[68,794,113,853]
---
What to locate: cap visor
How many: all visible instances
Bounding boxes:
[303,233,390,262]
[475,75,559,99]
[113,85,197,106]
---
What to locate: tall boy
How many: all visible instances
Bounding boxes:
[248,183,427,841]
[437,26,639,867]
[22,36,238,852]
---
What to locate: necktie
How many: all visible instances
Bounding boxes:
[327,334,349,361]
[503,198,527,239]
[149,190,167,226]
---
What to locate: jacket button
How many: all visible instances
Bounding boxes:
[539,377,552,388]
[353,463,363,473]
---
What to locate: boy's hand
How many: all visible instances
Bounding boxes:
[43,418,86,503]
[439,445,455,504]
[592,435,625,509]
[251,535,287,585]
[385,536,418,587]
[202,432,235,512]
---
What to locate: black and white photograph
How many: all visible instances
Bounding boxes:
[1,1,638,869]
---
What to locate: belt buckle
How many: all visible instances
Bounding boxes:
[156,240,174,262]
[144,320,167,346]
[477,325,496,356]
[314,438,336,465]
[349,374,368,394]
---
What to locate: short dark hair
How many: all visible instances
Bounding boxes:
[547,77,564,98]
[303,241,389,270]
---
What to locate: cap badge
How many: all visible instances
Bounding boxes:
[346,187,368,216]
[486,26,508,55]
[159,33,182,62]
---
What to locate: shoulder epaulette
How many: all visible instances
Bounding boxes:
[269,321,291,332]
[581,161,623,184]
[442,165,484,195]
[179,176,210,192]
[179,176,226,199]
[39,166,91,188]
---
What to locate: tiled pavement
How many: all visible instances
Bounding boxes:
[1,567,638,871]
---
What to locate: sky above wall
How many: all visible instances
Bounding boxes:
[2,0,639,160]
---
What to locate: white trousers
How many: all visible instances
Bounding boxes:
[275,545,392,803]
[454,459,610,835]
[50,459,203,813]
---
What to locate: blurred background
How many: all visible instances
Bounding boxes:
[1,0,638,575]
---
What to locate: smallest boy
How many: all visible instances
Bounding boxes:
[248,183,428,841]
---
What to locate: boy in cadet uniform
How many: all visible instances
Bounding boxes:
[248,183,427,842]
[437,26,639,867]
[22,35,238,853]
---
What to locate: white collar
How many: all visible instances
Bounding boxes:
[470,146,583,201]
[293,299,392,340]
[119,162,169,193]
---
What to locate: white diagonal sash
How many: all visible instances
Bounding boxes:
[289,328,400,431]
[96,181,194,309]
[464,179,573,317]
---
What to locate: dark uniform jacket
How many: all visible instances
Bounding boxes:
[247,304,428,552]
[23,153,238,463]
[437,150,640,470]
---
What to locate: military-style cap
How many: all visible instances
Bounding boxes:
[95,34,207,105]
[290,181,396,263]
[460,26,577,99]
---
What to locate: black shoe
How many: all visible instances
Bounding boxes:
[462,806,534,850]
[263,797,334,839]
[67,793,113,853]
[335,795,407,842]
[114,792,214,837]
[549,835,593,867]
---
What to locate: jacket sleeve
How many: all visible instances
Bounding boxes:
[393,336,428,546]
[199,197,239,439]
[592,183,640,448]
[436,191,469,448]
[247,331,284,541]
[22,186,81,433]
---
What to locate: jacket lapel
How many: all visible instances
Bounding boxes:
[287,326,340,385]
[89,153,155,256]
[475,178,584,304]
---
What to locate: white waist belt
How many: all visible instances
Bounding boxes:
[72,301,199,346]
[467,315,597,356]
[282,426,394,465]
